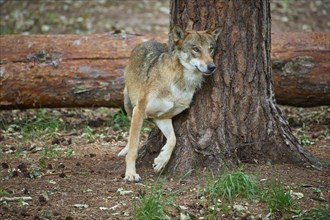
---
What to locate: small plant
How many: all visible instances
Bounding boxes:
[133,182,174,220]
[261,179,294,214]
[280,0,290,10]
[38,145,60,167]
[0,189,9,196]
[41,210,54,220]
[298,134,312,146]
[82,125,94,139]
[0,117,7,130]
[109,109,130,131]
[64,148,75,157]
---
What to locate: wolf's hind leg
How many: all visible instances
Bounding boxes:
[153,119,176,172]
[118,145,128,157]
[118,140,144,157]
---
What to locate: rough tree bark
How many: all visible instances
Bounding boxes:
[139,0,326,174]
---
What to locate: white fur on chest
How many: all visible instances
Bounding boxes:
[170,83,194,107]
[145,69,202,119]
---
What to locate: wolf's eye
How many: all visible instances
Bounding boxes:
[210,45,215,51]
[192,47,200,53]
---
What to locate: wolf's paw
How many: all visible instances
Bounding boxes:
[124,172,141,182]
[118,147,128,157]
[153,154,170,173]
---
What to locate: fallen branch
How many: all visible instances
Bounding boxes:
[39,170,72,178]
[0,196,33,202]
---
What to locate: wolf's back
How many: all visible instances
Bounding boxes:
[125,41,168,81]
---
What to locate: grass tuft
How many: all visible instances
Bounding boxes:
[133,183,173,220]
[201,166,257,219]
[261,179,295,214]
[205,166,257,203]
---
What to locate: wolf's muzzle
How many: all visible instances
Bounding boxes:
[207,63,216,72]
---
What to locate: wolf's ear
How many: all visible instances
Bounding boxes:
[172,25,185,42]
[208,27,221,41]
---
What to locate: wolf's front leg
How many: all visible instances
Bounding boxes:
[153,119,176,172]
[124,105,145,182]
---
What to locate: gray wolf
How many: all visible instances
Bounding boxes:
[118,25,221,181]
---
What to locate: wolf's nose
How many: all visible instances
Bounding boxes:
[207,63,216,72]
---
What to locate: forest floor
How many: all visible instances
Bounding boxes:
[1,0,329,219]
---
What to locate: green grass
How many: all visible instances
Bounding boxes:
[108,108,153,134]
[298,133,312,146]
[109,109,130,131]
[133,183,173,220]
[133,167,259,220]
[41,210,54,220]
[204,166,257,202]
[261,179,295,214]
[0,189,9,196]
[201,166,257,219]
[38,144,75,168]
[1,109,66,140]
[293,205,330,220]
[81,125,94,139]
[22,110,63,136]
[280,0,290,10]
[0,25,15,35]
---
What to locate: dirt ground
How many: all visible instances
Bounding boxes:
[0,106,329,219]
[1,0,330,219]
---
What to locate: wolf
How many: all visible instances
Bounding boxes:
[118,25,221,181]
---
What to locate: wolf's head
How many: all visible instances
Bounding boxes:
[173,25,221,75]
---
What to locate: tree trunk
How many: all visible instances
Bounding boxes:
[1,33,329,109]
[139,0,326,174]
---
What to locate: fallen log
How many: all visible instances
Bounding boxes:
[0,32,329,109]
[271,32,330,107]
[0,33,165,109]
